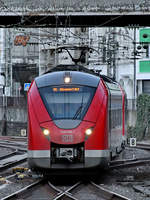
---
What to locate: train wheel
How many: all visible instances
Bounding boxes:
[121,142,125,149]
[110,151,113,161]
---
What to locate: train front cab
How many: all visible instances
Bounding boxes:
[28,72,126,173]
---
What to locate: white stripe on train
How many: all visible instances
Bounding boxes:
[28,149,110,158]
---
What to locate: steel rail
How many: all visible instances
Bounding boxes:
[0,143,27,171]
[90,181,131,200]
[109,157,150,169]
[0,153,27,171]
[48,181,81,200]
[110,156,150,165]
[0,142,27,151]
[135,143,150,150]
[48,180,131,200]
[1,178,132,200]
[1,179,44,200]
[126,142,150,150]
[0,148,18,160]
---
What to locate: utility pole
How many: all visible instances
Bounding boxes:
[5,29,12,96]
[112,27,117,80]
[55,17,59,66]
[107,28,112,77]
[133,28,136,105]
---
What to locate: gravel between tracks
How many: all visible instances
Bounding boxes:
[102,147,150,200]
[0,146,150,199]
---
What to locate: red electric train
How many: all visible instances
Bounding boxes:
[27,65,126,174]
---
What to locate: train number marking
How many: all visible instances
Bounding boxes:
[62,135,73,142]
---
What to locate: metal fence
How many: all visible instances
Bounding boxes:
[0,96,27,107]
[0,96,137,110]
[3,0,149,12]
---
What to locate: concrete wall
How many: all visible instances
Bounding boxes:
[0,96,27,136]
[127,110,137,127]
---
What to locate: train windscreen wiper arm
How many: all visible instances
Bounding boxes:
[73,105,83,119]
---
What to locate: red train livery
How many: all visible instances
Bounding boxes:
[27,65,126,173]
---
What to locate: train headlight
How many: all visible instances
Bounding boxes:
[64,76,71,84]
[43,128,50,136]
[40,127,50,141]
[85,128,93,136]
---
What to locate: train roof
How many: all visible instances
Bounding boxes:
[35,70,99,88]
[45,65,117,83]
[35,65,118,88]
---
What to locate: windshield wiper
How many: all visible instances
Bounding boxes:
[73,105,83,119]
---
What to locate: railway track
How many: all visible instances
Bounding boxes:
[135,142,150,150]
[0,141,27,151]
[90,181,130,200]
[0,153,27,171]
[0,142,27,172]
[109,142,150,169]
[0,137,150,199]
[48,181,81,200]
[0,147,18,160]
[49,180,131,200]
[126,141,150,151]
[109,157,150,169]
[0,136,27,142]
[1,179,44,200]
[1,179,131,200]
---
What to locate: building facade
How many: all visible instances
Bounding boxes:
[0,27,149,135]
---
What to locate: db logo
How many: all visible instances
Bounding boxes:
[14,35,30,46]
[62,135,73,142]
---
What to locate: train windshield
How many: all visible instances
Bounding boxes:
[39,85,96,120]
